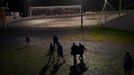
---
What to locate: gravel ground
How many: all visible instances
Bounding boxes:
[0,18,134,75]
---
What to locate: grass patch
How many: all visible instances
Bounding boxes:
[63,26,134,43]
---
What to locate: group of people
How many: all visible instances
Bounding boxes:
[49,35,65,64]
[49,35,88,65]
[25,34,133,75]
[71,43,87,67]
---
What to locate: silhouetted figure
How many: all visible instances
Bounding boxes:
[49,43,55,63]
[78,43,87,61]
[71,43,78,67]
[26,33,30,48]
[123,51,133,75]
[57,43,65,64]
[53,35,59,48]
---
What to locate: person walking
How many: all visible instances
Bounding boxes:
[57,43,65,64]
[71,43,78,67]
[78,43,87,61]
[53,35,59,49]
[26,33,30,48]
[49,43,55,63]
[123,50,133,75]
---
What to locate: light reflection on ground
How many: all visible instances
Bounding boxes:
[7,15,110,27]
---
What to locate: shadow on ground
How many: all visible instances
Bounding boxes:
[15,46,27,50]
[39,53,64,75]
[50,63,63,75]
[39,53,52,75]
[69,60,88,75]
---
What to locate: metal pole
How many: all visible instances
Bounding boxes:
[98,0,107,25]
[28,0,31,16]
[80,0,83,29]
[105,3,107,24]
[1,0,6,30]
[119,0,122,17]
[98,0,115,25]
[81,5,83,29]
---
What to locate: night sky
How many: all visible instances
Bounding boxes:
[1,0,134,12]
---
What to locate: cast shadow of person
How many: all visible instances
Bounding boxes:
[15,46,27,51]
[69,60,88,75]
[39,53,54,75]
[50,62,65,75]
[39,54,64,75]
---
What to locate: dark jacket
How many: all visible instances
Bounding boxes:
[53,35,58,43]
[49,45,54,54]
[57,45,63,54]
[78,45,86,54]
[123,55,133,70]
[71,45,78,55]
[26,36,30,42]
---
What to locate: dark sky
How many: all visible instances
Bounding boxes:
[28,0,134,10]
[29,0,134,6]
[30,0,81,6]
[1,0,134,12]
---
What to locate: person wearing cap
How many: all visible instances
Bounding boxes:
[123,50,133,75]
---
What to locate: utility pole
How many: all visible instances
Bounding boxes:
[98,0,115,25]
[105,2,107,24]
[98,0,107,25]
[119,0,122,17]
[29,0,31,16]
[80,0,83,29]
[81,5,83,29]
[1,0,6,30]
